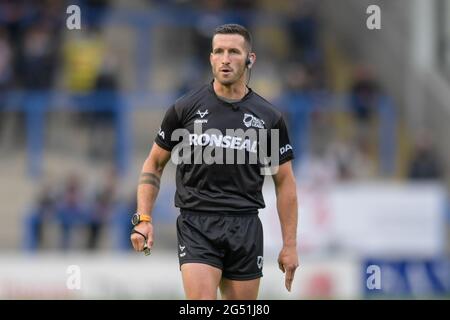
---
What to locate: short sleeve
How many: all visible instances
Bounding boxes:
[271,116,294,165]
[154,105,182,151]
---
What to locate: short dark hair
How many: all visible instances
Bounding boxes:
[212,23,252,51]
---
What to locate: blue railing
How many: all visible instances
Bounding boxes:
[1,90,175,177]
[0,90,397,178]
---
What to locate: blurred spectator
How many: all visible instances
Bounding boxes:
[349,64,381,158]
[226,0,255,10]
[285,62,312,91]
[17,22,58,89]
[349,65,380,124]
[87,169,118,250]
[84,0,112,10]
[192,0,227,60]
[0,27,14,150]
[63,28,105,92]
[0,1,34,49]
[81,0,112,30]
[88,52,119,161]
[0,27,12,91]
[63,28,120,162]
[37,0,66,31]
[23,184,56,251]
[23,172,126,251]
[328,138,377,181]
[188,0,250,83]
[56,174,89,250]
[286,0,320,67]
[408,134,443,181]
[277,63,315,161]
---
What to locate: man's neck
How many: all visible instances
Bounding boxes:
[213,79,248,100]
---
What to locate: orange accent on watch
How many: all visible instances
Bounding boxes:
[140,214,152,223]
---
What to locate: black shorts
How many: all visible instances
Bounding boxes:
[176,210,264,281]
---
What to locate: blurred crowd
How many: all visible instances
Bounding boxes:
[0,0,445,181]
[23,170,137,251]
[0,0,112,85]
[0,0,117,158]
[0,0,445,251]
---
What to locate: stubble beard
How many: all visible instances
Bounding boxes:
[213,67,246,86]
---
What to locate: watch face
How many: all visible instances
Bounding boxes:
[132,214,139,226]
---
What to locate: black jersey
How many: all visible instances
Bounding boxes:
[155,81,294,213]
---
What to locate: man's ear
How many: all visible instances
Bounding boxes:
[248,52,256,69]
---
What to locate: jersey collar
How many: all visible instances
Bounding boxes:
[208,79,253,103]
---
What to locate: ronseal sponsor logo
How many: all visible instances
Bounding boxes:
[188,133,258,153]
[170,122,284,174]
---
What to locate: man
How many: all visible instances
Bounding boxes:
[130,24,299,300]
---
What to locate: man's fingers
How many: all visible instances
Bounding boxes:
[285,277,292,292]
[278,261,285,273]
[137,234,145,251]
[130,234,144,251]
[147,237,153,249]
[130,235,137,250]
[131,235,139,251]
[284,266,297,292]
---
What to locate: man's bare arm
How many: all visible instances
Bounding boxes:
[272,161,299,291]
[131,143,171,252]
[137,144,171,216]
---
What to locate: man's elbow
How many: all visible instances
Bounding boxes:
[143,156,166,175]
[277,179,298,203]
[285,190,298,206]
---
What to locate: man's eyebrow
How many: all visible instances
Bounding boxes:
[212,47,242,53]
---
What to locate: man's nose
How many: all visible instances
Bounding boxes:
[221,53,231,64]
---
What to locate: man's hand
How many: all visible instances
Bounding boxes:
[130,222,153,252]
[278,245,299,292]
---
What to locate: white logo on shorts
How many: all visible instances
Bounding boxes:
[257,256,264,269]
[179,245,186,257]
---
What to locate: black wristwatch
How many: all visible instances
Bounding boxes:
[131,213,152,226]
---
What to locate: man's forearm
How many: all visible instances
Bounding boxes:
[276,179,298,247]
[137,158,164,217]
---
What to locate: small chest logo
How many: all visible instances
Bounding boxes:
[243,113,265,129]
[197,109,209,118]
[195,109,209,124]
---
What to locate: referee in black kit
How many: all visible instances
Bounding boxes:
[131,24,299,300]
